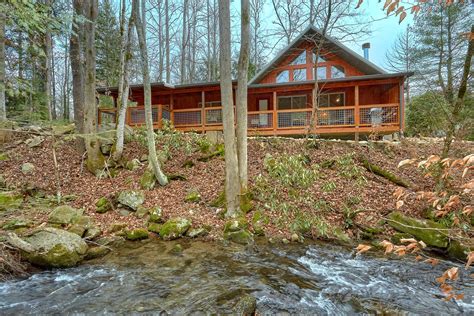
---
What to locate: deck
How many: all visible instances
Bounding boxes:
[98,102,402,136]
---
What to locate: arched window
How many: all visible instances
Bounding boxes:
[276,70,289,83]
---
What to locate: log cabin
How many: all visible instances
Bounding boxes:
[97,25,413,138]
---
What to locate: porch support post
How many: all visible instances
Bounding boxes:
[201,90,206,133]
[170,94,174,125]
[399,80,404,139]
[311,87,316,133]
[272,91,277,135]
[354,85,360,142]
[157,104,163,129]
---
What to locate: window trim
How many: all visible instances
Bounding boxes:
[276,70,290,83]
[318,92,346,108]
[330,65,345,79]
[277,94,308,110]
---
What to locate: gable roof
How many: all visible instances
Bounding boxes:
[248,25,387,85]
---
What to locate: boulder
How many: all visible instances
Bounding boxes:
[140,169,156,190]
[447,240,474,261]
[135,206,150,218]
[234,294,257,316]
[147,222,162,234]
[117,190,145,211]
[25,136,44,148]
[0,191,23,211]
[224,218,254,245]
[48,205,83,225]
[125,228,149,241]
[148,207,163,223]
[84,225,102,240]
[6,227,88,268]
[2,219,32,230]
[85,246,110,260]
[95,196,113,214]
[52,124,75,135]
[21,163,35,174]
[68,216,93,237]
[186,227,209,238]
[109,222,127,233]
[387,211,448,248]
[159,218,192,240]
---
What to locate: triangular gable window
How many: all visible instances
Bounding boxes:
[290,51,306,65]
[313,51,326,63]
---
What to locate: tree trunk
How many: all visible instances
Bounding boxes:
[165,0,170,83]
[71,0,85,150]
[236,0,250,190]
[180,0,188,83]
[83,0,105,174]
[0,7,5,121]
[218,0,240,217]
[63,37,70,121]
[113,3,134,162]
[51,39,57,120]
[44,0,53,121]
[134,0,168,186]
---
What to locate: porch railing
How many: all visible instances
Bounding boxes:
[98,103,400,134]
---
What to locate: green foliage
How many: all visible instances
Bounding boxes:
[321,181,337,192]
[406,92,448,137]
[335,154,366,186]
[263,154,318,189]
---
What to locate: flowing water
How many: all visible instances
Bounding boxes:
[1,239,473,315]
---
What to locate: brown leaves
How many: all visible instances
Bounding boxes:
[356,244,372,254]
[424,257,440,266]
[379,239,425,257]
[436,267,464,301]
[397,158,416,168]
[466,252,474,270]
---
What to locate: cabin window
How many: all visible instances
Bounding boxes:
[277,95,307,110]
[290,51,306,65]
[331,65,345,79]
[276,70,289,83]
[293,68,307,81]
[319,92,345,107]
[313,52,326,63]
[316,66,327,80]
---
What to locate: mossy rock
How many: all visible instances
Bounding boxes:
[68,216,93,237]
[387,211,448,248]
[135,206,150,218]
[186,227,209,238]
[252,211,268,236]
[224,218,248,233]
[234,294,257,315]
[185,190,201,203]
[109,222,127,233]
[86,151,106,177]
[48,205,83,225]
[125,228,149,241]
[148,207,163,223]
[84,225,102,240]
[140,168,156,190]
[2,219,32,230]
[333,227,351,244]
[85,246,110,260]
[209,190,253,214]
[224,229,254,245]
[95,197,112,214]
[0,191,23,211]
[125,158,141,171]
[21,162,35,174]
[447,240,474,261]
[390,232,414,244]
[159,218,192,240]
[147,222,162,234]
[170,243,183,254]
[359,225,383,240]
[117,190,145,211]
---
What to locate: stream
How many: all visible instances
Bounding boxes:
[1,240,473,315]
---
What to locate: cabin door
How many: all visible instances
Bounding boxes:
[258,99,269,126]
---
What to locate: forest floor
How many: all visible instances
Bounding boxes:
[1,124,472,247]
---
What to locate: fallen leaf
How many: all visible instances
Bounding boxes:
[445,267,459,281]
[466,252,474,269]
[356,244,372,254]
[400,238,417,244]
[398,158,416,168]
[424,258,440,266]
[396,200,404,209]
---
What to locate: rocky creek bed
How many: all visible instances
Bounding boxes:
[0,239,473,315]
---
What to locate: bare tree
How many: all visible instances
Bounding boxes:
[113,0,134,162]
[271,0,306,46]
[44,0,54,121]
[219,0,240,216]
[133,0,168,186]
[250,0,268,74]
[0,7,5,121]
[165,0,170,82]
[180,0,188,83]
[236,0,250,190]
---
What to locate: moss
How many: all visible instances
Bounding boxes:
[140,169,156,190]
[25,243,83,268]
[358,156,410,188]
[109,222,127,233]
[135,206,150,218]
[2,219,32,230]
[210,191,226,208]
[148,207,163,223]
[252,211,268,236]
[447,240,474,261]
[224,217,248,233]
[0,153,9,161]
[147,222,162,234]
[186,227,209,238]
[95,197,112,214]
[234,294,257,315]
[159,218,192,240]
[0,191,23,211]
[224,229,254,245]
[85,246,110,260]
[185,190,201,203]
[390,232,414,244]
[197,144,225,162]
[209,190,253,213]
[48,205,83,225]
[387,211,448,248]
[170,243,183,254]
[124,228,149,241]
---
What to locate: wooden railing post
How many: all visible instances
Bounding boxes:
[354,85,360,141]
[201,90,206,133]
[158,104,163,129]
[272,91,277,135]
[126,107,131,126]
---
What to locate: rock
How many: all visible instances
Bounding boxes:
[68,216,93,237]
[447,240,474,261]
[2,219,32,230]
[185,190,201,203]
[225,229,254,245]
[117,190,145,211]
[140,169,156,190]
[148,207,163,223]
[21,162,35,174]
[95,196,113,214]
[25,136,45,148]
[125,159,141,171]
[159,218,192,240]
[170,243,183,254]
[6,227,88,268]
[85,246,110,260]
[291,233,300,242]
[52,124,75,135]
[48,205,83,225]
[135,206,150,218]
[186,227,209,238]
[147,222,162,234]
[109,222,127,233]
[387,211,448,248]
[234,294,257,316]
[0,191,23,211]
[84,225,102,240]
[125,228,149,241]
[224,218,249,233]
[282,238,290,244]
[252,211,267,236]
[118,208,131,216]
[100,142,113,155]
